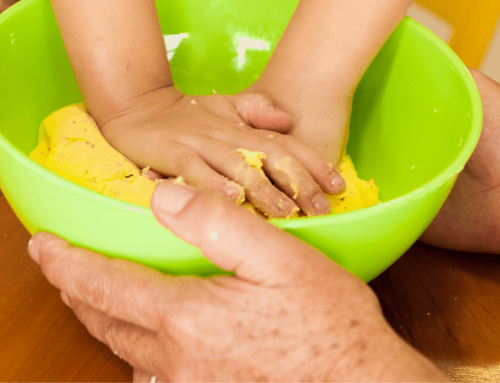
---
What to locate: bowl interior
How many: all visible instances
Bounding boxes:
[0,0,482,280]
[0,0,480,207]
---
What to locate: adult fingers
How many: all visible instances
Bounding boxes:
[28,232,194,331]
[65,295,168,380]
[151,182,340,285]
[226,93,293,133]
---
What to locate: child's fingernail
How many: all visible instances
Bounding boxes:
[276,196,295,212]
[222,185,238,198]
[60,291,71,307]
[329,172,346,193]
[152,183,196,215]
[312,193,331,213]
[222,182,245,203]
[28,237,40,265]
[260,101,281,112]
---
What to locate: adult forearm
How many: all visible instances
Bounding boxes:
[50,0,172,125]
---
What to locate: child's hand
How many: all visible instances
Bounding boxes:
[49,0,411,218]
[243,0,413,164]
[245,78,352,165]
[99,86,345,218]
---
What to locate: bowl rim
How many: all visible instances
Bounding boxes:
[0,3,483,229]
[275,17,482,229]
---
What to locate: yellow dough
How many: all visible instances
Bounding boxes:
[29,104,156,208]
[328,155,379,214]
[30,104,379,215]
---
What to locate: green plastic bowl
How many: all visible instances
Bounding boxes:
[0,0,482,282]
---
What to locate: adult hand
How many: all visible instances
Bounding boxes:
[421,69,500,253]
[28,181,447,382]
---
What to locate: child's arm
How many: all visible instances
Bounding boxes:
[248,0,414,164]
[50,0,346,218]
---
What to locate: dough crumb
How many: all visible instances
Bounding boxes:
[209,229,219,241]
[226,180,246,205]
[236,148,266,169]
[290,183,299,199]
[173,176,187,186]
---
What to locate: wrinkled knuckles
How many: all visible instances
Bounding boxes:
[80,266,117,314]
[38,243,77,282]
[100,319,127,359]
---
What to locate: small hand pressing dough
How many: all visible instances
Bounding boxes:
[30,104,379,216]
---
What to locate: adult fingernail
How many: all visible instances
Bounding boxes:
[152,182,196,215]
[312,193,331,213]
[28,237,40,265]
[329,172,346,193]
[60,291,70,307]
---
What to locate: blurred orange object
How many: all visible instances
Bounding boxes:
[416,0,500,68]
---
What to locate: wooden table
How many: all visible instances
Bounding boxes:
[0,193,132,382]
[2,0,499,377]
[2,192,500,382]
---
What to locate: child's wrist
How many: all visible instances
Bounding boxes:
[90,85,182,128]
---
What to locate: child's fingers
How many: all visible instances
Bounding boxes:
[193,132,337,216]
[146,141,297,216]
[141,168,163,181]
[214,135,333,216]
[253,130,346,195]
[251,141,333,216]
[226,94,293,133]
[187,137,332,217]
[150,143,246,203]
[260,156,332,217]
[193,142,299,218]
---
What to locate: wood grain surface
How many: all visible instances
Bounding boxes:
[0,195,132,382]
[370,244,500,382]
[0,0,19,13]
[1,192,500,382]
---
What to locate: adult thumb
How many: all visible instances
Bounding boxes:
[150,181,327,285]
